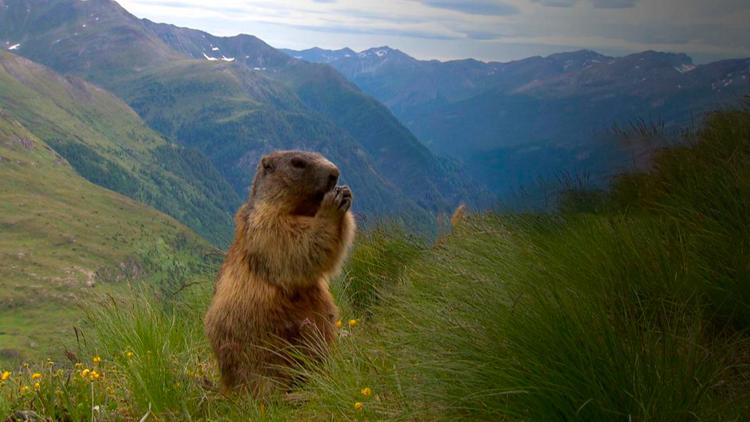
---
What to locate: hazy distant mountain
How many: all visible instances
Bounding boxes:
[1,0,480,230]
[284,46,750,194]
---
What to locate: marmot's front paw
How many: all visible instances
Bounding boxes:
[319,186,352,218]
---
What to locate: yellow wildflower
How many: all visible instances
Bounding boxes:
[361,387,372,397]
[335,319,343,329]
[74,362,83,369]
[348,319,358,328]
[92,355,102,365]
[1,371,10,381]
[19,385,30,394]
[125,351,134,359]
[80,369,91,378]
[354,402,364,411]
[33,382,41,391]
[31,372,42,380]
[89,370,101,381]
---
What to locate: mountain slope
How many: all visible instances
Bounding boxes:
[1,0,478,225]
[0,112,215,363]
[0,51,240,246]
[285,47,750,195]
[142,21,479,211]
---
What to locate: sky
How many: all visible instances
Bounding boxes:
[117,0,750,64]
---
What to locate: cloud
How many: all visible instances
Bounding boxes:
[421,0,519,16]
[464,30,503,40]
[531,0,578,7]
[531,0,638,8]
[119,0,750,64]
[287,22,461,40]
[591,0,637,8]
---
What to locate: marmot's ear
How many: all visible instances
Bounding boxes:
[261,156,275,174]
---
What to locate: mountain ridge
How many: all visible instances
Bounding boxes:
[284,45,750,195]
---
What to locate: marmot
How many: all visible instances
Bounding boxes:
[204,150,355,396]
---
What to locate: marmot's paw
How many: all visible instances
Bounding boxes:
[319,185,352,218]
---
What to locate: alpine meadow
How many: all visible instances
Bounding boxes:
[1,0,749,420]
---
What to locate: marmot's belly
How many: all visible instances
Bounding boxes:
[223,283,337,348]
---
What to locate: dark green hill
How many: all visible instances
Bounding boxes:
[108,59,426,220]
[0,51,240,246]
[142,21,479,211]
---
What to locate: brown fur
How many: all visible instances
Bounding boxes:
[204,151,356,396]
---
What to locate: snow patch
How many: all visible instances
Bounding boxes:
[8,43,20,50]
[211,46,220,51]
[202,52,218,61]
[375,49,388,57]
[221,56,235,62]
[674,64,696,74]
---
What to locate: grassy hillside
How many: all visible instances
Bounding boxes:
[0,114,218,368]
[0,52,239,246]
[2,103,748,420]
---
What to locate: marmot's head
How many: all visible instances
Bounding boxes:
[250,150,340,216]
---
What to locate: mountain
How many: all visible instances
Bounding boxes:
[284,46,750,195]
[1,0,479,226]
[0,105,216,363]
[0,51,240,246]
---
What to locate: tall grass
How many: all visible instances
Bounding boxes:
[0,223,427,420]
[295,105,750,420]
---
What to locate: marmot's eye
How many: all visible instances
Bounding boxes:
[291,157,307,169]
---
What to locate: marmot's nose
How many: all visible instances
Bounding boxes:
[327,168,339,191]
